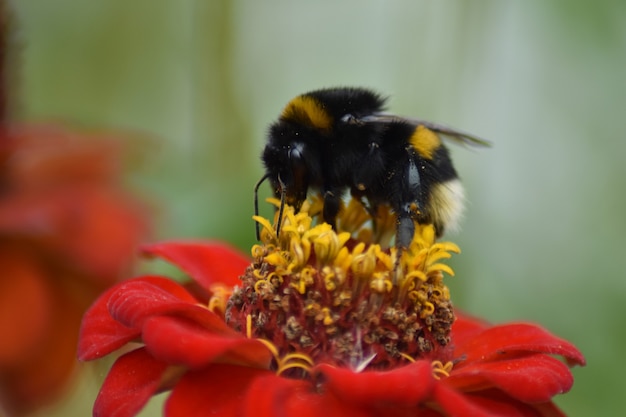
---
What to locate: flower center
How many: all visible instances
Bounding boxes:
[225,198,459,373]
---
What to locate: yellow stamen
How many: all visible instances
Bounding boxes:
[333,246,352,271]
[251,244,266,259]
[253,279,270,293]
[253,215,277,241]
[431,360,453,379]
[289,238,307,270]
[255,337,314,376]
[425,250,453,265]
[350,246,376,279]
[421,302,435,318]
[246,314,252,339]
[427,263,456,277]
[265,251,289,267]
[370,272,393,293]
[405,270,428,283]
[276,361,313,376]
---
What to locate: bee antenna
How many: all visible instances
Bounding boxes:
[254,173,271,240]
[275,174,286,238]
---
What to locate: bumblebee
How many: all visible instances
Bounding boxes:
[255,87,489,249]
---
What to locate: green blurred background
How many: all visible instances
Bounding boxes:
[12,0,625,416]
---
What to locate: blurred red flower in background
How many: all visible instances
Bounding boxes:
[79,205,585,417]
[0,124,149,415]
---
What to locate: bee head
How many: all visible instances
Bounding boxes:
[262,87,387,207]
[263,116,324,209]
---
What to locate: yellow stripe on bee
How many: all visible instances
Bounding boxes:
[280,95,333,131]
[409,125,441,160]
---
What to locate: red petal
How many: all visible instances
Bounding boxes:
[433,383,558,417]
[142,316,271,368]
[106,279,234,335]
[451,310,490,347]
[141,241,250,289]
[78,276,194,360]
[244,373,370,417]
[164,365,271,417]
[53,188,148,282]
[316,360,435,407]
[93,347,169,417]
[447,354,574,403]
[0,188,147,284]
[464,390,568,417]
[0,250,51,363]
[454,323,585,368]
[529,401,568,417]
[432,383,508,417]
[78,289,138,361]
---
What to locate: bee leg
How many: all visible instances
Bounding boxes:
[254,173,271,240]
[393,152,422,250]
[390,208,414,285]
[396,209,415,250]
[322,189,341,229]
[275,174,288,237]
[389,152,423,285]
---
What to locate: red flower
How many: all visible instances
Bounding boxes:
[0,124,149,415]
[79,230,584,416]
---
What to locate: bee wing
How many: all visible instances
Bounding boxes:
[360,114,491,147]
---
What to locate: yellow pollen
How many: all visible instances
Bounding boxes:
[334,290,352,307]
[287,266,314,294]
[321,307,334,326]
[322,266,339,291]
[370,272,393,293]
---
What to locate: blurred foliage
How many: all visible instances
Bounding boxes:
[11,0,625,416]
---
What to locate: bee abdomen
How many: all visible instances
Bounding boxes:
[427,179,465,237]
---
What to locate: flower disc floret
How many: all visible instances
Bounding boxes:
[229,199,460,371]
